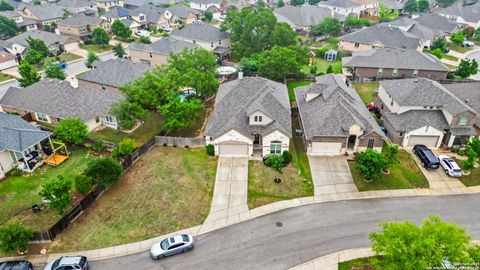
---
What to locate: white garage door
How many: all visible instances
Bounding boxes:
[311,142,342,155]
[407,136,439,148]
[218,142,248,156]
[64,42,79,52]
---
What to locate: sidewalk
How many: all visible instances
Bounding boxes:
[289,247,373,270]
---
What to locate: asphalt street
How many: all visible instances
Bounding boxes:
[80,194,480,270]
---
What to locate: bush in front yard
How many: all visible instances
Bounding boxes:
[264,154,285,172]
[206,144,215,156]
[111,138,137,160]
[282,150,293,166]
[54,118,89,145]
[74,174,93,195]
[0,222,33,253]
[383,144,399,167]
[84,157,123,189]
[39,175,73,215]
[355,149,388,181]
[463,148,477,171]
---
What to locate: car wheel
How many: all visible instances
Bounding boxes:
[413,149,416,154]
[421,161,425,167]
[445,169,449,175]
[183,248,189,253]
[157,255,164,260]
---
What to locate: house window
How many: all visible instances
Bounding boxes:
[459,116,468,126]
[390,100,393,106]
[101,84,106,90]
[95,116,100,123]
[399,132,404,137]
[36,112,49,123]
[193,40,196,44]
[211,42,213,48]
[149,52,153,58]
[367,139,375,148]
[377,68,383,75]
[412,69,418,77]
[219,40,221,45]
[254,116,258,122]
[354,42,360,48]
[258,116,262,122]
[392,68,398,77]
[104,115,116,125]
[270,141,282,154]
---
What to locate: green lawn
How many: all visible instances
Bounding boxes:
[302,58,343,75]
[443,54,459,61]
[291,114,313,184]
[0,149,89,225]
[444,63,458,70]
[349,149,429,191]
[448,42,473,53]
[286,80,313,102]
[453,157,480,187]
[58,52,83,62]
[339,257,375,270]
[80,44,113,53]
[352,82,379,105]
[49,147,217,252]
[0,73,13,82]
[311,37,339,49]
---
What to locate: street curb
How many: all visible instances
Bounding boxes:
[0,78,16,85]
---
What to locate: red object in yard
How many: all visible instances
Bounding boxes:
[367,105,375,111]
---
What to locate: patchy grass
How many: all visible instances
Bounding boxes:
[48,147,217,252]
[80,44,113,53]
[444,63,458,70]
[350,149,429,191]
[291,114,313,184]
[311,37,339,49]
[0,149,89,226]
[453,157,480,187]
[58,52,83,62]
[303,58,343,74]
[0,73,14,82]
[443,54,459,61]
[286,80,313,102]
[339,257,375,270]
[352,82,379,105]
[448,42,473,53]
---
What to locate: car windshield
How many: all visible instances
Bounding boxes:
[51,259,61,269]
[160,239,170,250]
[453,169,462,173]
[182,235,189,242]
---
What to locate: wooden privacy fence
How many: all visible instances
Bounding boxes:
[155,136,205,148]
[122,137,157,170]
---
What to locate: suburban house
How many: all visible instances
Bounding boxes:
[375,78,478,148]
[101,6,130,22]
[4,30,80,56]
[0,79,123,132]
[164,4,200,26]
[132,4,168,30]
[342,48,450,81]
[413,14,460,35]
[189,0,225,12]
[338,24,423,52]
[436,3,480,29]
[380,0,403,12]
[205,76,292,157]
[317,0,380,17]
[273,5,343,32]
[0,112,52,176]
[58,14,109,41]
[57,0,99,16]
[0,11,37,31]
[18,3,64,27]
[101,6,145,30]
[443,82,480,134]
[0,52,17,71]
[170,22,231,56]
[124,0,173,9]
[94,0,124,12]
[129,38,197,66]
[295,74,385,156]
[77,58,150,91]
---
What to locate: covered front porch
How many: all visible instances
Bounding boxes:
[444,127,478,148]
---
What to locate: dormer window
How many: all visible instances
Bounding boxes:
[258,116,262,122]
[459,116,468,126]
[254,116,258,122]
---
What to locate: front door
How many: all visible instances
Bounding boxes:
[347,135,356,150]
[254,134,260,145]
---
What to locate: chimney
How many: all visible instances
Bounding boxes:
[238,71,243,79]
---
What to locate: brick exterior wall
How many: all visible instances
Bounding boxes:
[352,67,448,80]
[77,79,119,92]
[58,25,84,39]
[2,105,60,125]
[129,48,169,67]
[450,111,477,127]
[358,132,384,148]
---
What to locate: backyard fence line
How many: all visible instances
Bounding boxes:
[155,136,205,148]
[122,137,157,170]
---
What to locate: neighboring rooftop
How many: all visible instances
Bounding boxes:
[58,13,102,27]
[189,0,224,5]
[6,30,77,47]
[170,22,230,42]
[78,58,150,88]
[273,5,339,28]
[130,37,198,54]
[380,0,403,10]
[57,0,96,8]
[20,3,65,21]
[437,3,480,23]
[0,79,123,122]
[0,11,21,18]
[0,112,52,152]
[443,82,480,126]
[103,6,130,18]
[339,24,422,49]
[131,4,166,24]
[167,4,200,19]
[383,110,450,132]
[414,13,459,34]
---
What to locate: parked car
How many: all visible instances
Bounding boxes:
[439,155,462,177]
[150,234,194,260]
[134,30,150,37]
[44,256,89,270]
[159,25,171,32]
[413,144,440,169]
[55,61,67,69]
[462,40,475,47]
[0,260,33,270]
[219,14,227,20]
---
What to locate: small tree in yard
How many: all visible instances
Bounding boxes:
[383,144,399,167]
[430,37,448,53]
[84,157,123,188]
[111,20,132,39]
[18,61,40,87]
[110,100,147,130]
[112,42,126,58]
[44,58,66,80]
[264,154,285,172]
[160,95,204,133]
[378,2,398,22]
[0,223,33,254]
[463,148,477,172]
[430,48,443,59]
[206,144,215,156]
[450,31,465,45]
[203,11,213,21]
[90,27,110,45]
[355,149,388,181]
[0,15,19,39]
[326,65,333,74]
[282,150,292,166]
[310,17,342,37]
[85,51,99,68]
[39,175,73,215]
[74,174,93,195]
[456,59,479,79]
[467,137,480,159]
[54,118,89,145]
[111,138,136,160]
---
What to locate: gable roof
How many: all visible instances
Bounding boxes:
[205,77,292,140]
[0,112,52,152]
[0,11,21,18]
[58,13,102,27]
[437,3,480,23]
[57,0,96,8]
[443,82,480,126]
[342,48,450,72]
[0,79,123,121]
[167,4,200,19]
[189,0,224,5]
[130,37,198,54]
[380,0,403,10]
[413,13,459,34]
[103,6,130,18]
[170,22,230,42]
[339,24,421,49]
[320,0,363,8]
[295,74,384,139]
[383,110,450,132]
[273,6,339,28]
[78,58,150,88]
[131,4,166,24]
[6,30,77,47]
[380,78,477,116]
[124,0,172,7]
[21,3,64,21]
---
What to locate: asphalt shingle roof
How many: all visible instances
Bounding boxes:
[103,6,130,18]
[6,30,76,47]
[443,82,480,126]
[0,112,52,152]
[78,58,150,88]
[437,3,480,23]
[58,13,102,27]
[131,4,166,24]
[205,77,292,140]
[342,48,449,72]
[273,6,338,28]
[167,4,199,19]
[413,13,459,34]
[21,3,64,21]
[57,0,96,8]
[295,74,384,139]
[170,22,230,42]
[130,37,198,54]
[0,79,123,122]
[383,110,450,132]
[339,24,422,49]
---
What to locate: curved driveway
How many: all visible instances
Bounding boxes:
[89,194,480,270]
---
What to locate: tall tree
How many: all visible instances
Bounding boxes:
[111,20,132,39]
[18,61,40,87]
[54,118,89,145]
[160,94,204,133]
[403,0,419,13]
[0,223,32,253]
[257,45,308,81]
[0,15,18,39]
[26,37,51,58]
[44,58,66,80]
[256,0,266,8]
[0,0,13,11]
[450,31,465,45]
[430,37,448,53]
[90,27,110,45]
[456,59,478,78]
[24,49,43,65]
[39,175,72,215]
[310,17,342,36]
[112,42,126,58]
[85,51,99,68]
[378,2,398,22]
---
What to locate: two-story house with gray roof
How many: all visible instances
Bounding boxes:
[436,3,480,29]
[0,11,37,31]
[273,5,343,32]
[205,76,292,157]
[57,0,98,16]
[129,38,198,66]
[375,78,478,148]
[18,3,64,27]
[295,74,385,156]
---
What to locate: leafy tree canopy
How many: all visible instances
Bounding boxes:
[310,17,342,36]
[257,45,308,81]
[378,2,398,22]
[344,16,370,29]
[44,58,66,80]
[160,94,204,132]
[450,31,465,45]
[111,20,132,39]
[0,0,14,11]
[18,61,40,87]
[430,37,448,53]
[0,223,33,253]
[39,175,73,215]
[90,27,110,45]
[84,157,123,188]
[54,118,89,145]
[456,59,478,78]
[289,0,304,5]
[112,42,126,58]
[85,51,99,68]
[355,149,388,181]
[0,15,18,39]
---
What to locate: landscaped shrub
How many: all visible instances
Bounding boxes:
[264,154,285,172]
[39,175,73,215]
[7,167,23,177]
[463,148,477,171]
[355,149,388,181]
[383,144,399,166]
[458,150,466,156]
[0,222,33,253]
[282,150,293,166]
[206,144,215,156]
[84,157,123,189]
[74,174,93,195]
[91,138,105,152]
[54,118,89,145]
[431,48,443,59]
[451,146,460,153]
[316,47,329,57]
[111,138,136,160]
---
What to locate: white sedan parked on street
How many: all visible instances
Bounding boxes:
[150,234,194,260]
[439,155,462,177]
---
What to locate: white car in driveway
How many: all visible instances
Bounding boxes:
[439,155,462,177]
[134,30,150,37]
[150,234,194,260]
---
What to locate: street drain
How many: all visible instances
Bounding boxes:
[276,222,283,227]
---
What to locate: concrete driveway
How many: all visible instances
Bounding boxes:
[308,156,358,199]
